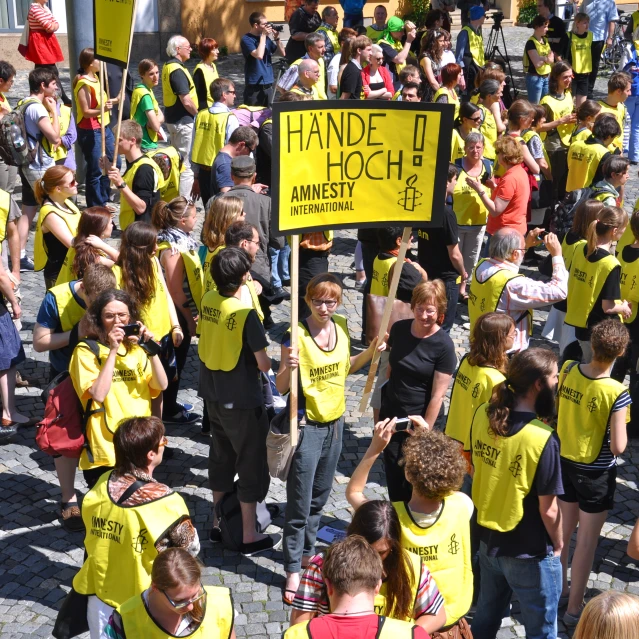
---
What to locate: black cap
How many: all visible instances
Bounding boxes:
[231,155,256,177]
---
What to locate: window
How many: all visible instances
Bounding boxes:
[1,0,46,31]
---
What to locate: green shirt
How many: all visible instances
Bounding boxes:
[133,91,157,151]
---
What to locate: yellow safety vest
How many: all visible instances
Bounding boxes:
[73,471,190,608]
[298,314,350,423]
[468,259,530,332]
[191,110,231,166]
[157,241,204,315]
[557,361,626,464]
[565,138,610,192]
[568,32,593,74]
[130,85,160,146]
[451,128,465,162]
[113,261,172,339]
[561,236,586,273]
[433,86,460,119]
[618,242,639,323]
[199,290,253,371]
[471,405,553,532]
[118,156,163,231]
[393,496,473,626]
[565,246,620,328]
[0,189,10,248]
[371,254,397,296]
[374,551,422,619]
[446,354,505,447]
[462,25,485,67]
[285,616,420,639]
[42,104,72,161]
[290,84,323,100]
[316,25,339,53]
[632,10,639,53]
[453,161,491,226]
[597,100,626,152]
[541,93,575,147]
[0,93,10,113]
[366,24,386,43]
[49,281,86,332]
[616,201,639,256]
[522,129,551,170]
[162,61,199,110]
[523,36,552,76]
[292,56,327,100]
[202,245,223,298]
[117,586,233,639]
[570,126,593,145]
[194,61,219,108]
[74,75,110,125]
[478,104,497,160]
[34,200,81,272]
[147,146,182,203]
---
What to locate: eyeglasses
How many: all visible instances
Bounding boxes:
[247,238,260,245]
[162,582,206,610]
[178,44,191,51]
[415,306,438,316]
[159,436,169,448]
[512,248,526,254]
[311,299,338,309]
[104,312,130,321]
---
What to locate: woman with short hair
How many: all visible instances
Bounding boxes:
[362,44,394,100]
[193,38,220,109]
[131,59,165,152]
[433,62,461,118]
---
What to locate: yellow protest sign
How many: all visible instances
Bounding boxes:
[94,0,137,68]
[272,102,453,233]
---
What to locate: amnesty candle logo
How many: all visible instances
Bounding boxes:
[225,313,238,331]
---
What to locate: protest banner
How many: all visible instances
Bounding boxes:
[94,0,137,68]
[271,101,454,234]
[272,101,454,428]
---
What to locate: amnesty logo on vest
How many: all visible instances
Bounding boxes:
[309,362,341,382]
[272,102,454,233]
[94,0,137,68]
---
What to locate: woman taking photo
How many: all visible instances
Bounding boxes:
[193,38,220,109]
[55,206,119,285]
[153,197,203,425]
[347,421,473,635]
[451,101,482,161]
[419,29,445,102]
[69,290,167,487]
[64,416,193,637]
[276,273,384,603]
[33,165,81,289]
[446,312,515,452]
[433,63,461,119]
[453,131,492,301]
[565,206,630,362]
[113,222,187,424]
[73,47,117,208]
[130,59,165,153]
[107,548,235,639]
[290,499,446,634]
[379,280,456,502]
[361,44,394,100]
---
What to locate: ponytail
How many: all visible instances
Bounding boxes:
[33,165,73,205]
[151,196,190,231]
[586,206,628,256]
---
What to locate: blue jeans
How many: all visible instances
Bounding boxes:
[343,12,363,28]
[269,242,290,288]
[441,277,459,333]
[526,74,549,105]
[471,543,562,639]
[283,417,344,572]
[77,127,115,207]
[627,95,639,161]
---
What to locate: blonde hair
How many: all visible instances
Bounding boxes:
[495,136,524,165]
[586,206,627,257]
[202,196,244,251]
[573,591,639,639]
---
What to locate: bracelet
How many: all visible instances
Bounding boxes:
[478,191,486,197]
[172,326,183,334]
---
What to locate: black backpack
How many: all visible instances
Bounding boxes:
[0,99,41,167]
[549,187,599,241]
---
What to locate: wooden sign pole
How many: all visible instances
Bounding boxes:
[358,227,412,413]
[289,234,300,446]
[99,61,106,176]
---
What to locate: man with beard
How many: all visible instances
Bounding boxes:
[468,228,568,352]
[466,348,564,639]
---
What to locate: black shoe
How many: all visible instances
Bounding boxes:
[272,286,290,301]
[282,279,291,286]
[263,316,275,329]
[241,534,282,556]
[19,256,34,272]
[201,421,211,435]
[163,410,202,425]
[209,526,222,543]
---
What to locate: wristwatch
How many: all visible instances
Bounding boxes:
[116,182,126,189]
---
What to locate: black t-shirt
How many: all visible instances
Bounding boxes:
[129,156,160,225]
[621,245,639,339]
[547,15,567,57]
[285,7,322,62]
[165,60,194,125]
[474,411,563,558]
[379,41,403,90]
[340,61,363,99]
[198,308,268,409]
[256,122,272,187]
[574,246,621,341]
[416,205,460,281]
[380,320,457,418]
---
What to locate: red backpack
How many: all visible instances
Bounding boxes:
[36,340,105,459]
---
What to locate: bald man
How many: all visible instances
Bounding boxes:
[290,59,324,99]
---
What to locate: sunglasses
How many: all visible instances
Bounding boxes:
[162,582,206,610]
[159,436,169,448]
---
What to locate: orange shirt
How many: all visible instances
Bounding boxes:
[486,164,530,237]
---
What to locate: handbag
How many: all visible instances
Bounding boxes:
[365,293,414,344]
[265,398,297,481]
[431,616,474,639]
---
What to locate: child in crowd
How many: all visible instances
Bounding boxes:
[567,13,594,108]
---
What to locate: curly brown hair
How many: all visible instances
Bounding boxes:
[402,430,466,500]
[590,319,629,363]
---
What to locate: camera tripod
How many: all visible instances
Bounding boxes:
[484,15,519,106]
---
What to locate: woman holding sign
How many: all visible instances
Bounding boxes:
[276,274,385,604]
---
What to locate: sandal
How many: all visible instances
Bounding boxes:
[282,588,297,606]
[60,501,85,532]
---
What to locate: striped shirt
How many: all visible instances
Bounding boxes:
[28,3,58,32]
[291,550,444,619]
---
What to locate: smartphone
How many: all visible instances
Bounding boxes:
[538,230,549,241]
[394,417,412,431]
[139,339,161,357]
[122,323,140,337]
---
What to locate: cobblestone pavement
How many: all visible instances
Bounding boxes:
[1,26,639,639]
